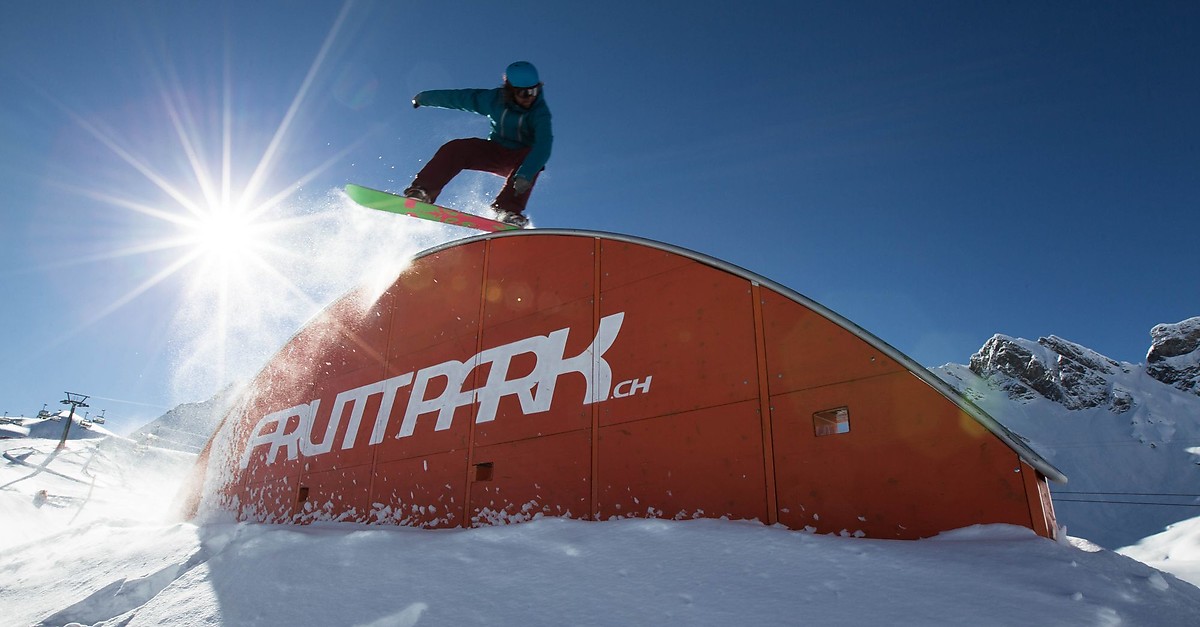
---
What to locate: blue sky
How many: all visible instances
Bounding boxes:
[1,1,1197,432]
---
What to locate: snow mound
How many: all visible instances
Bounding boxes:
[1120,516,1200,590]
[4,517,1200,626]
[0,438,196,552]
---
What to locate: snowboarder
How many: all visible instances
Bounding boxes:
[404,61,552,229]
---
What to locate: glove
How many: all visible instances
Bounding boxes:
[412,97,420,109]
[511,176,533,196]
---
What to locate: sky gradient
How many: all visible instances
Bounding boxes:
[2,1,1197,432]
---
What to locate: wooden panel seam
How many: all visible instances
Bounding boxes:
[462,242,490,527]
[366,286,395,524]
[591,237,602,521]
[751,282,779,525]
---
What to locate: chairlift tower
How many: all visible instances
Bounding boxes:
[58,392,89,451]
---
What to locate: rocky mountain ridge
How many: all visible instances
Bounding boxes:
[1146,317,1200,395]
[965,316,1200,412]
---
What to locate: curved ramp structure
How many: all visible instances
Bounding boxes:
[190,230,1062,540]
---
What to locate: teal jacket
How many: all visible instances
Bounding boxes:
[414,87,553,181]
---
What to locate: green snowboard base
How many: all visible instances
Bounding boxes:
[344,184,520,232]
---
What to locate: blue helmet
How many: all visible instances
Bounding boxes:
[504,61,540,88]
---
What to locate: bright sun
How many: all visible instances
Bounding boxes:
[52,7,366,397]
[187,204,261,268]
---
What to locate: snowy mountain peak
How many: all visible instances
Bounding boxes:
[967,317,1200,411]
[968,333,1126,411]
[128,385,238,453]
[1146,316,1200,396]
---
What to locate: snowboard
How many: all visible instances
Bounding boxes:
[344,183,520,232]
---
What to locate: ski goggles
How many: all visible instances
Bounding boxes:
[513,85,540,98]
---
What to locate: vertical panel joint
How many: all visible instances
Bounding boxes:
[751,283,779,525]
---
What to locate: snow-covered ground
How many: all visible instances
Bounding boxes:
[3,436,1200,626]
[0,437,193,553]
[1121,516,1200,592]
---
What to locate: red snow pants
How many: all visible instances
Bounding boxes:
[412,138,540,214]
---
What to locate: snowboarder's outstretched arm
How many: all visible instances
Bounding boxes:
[411,89,493,115]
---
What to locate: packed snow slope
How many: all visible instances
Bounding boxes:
[4,437,1200,626]
[0,437,194,553]
[936,316,1200,549]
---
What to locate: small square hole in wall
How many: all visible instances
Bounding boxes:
[296,486,310,504]
[813,407,850,437]
[474,462,494,482]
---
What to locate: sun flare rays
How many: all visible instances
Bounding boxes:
[44,5,370,399]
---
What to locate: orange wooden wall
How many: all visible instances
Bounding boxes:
[197,233,1057,540]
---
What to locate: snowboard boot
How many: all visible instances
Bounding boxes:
[403,185,432,203]
[495,210,530,229]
